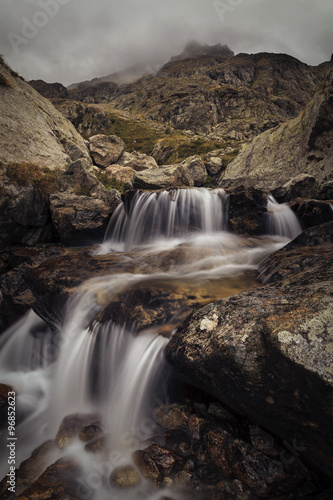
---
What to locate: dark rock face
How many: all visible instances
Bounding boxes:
[0,246,66,332]
[29,79,68,99]
[205,428,307,496]
[288,198,333,229]
[69,80,119,103]
[52,99,116,138]
[166,222,333,480]
[226,187,267,235]
[15,458,81,500]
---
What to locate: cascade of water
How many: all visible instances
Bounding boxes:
[0,312,57,476]
[0,186,300,497]
[266,194,302,240]
[98,188,229,253]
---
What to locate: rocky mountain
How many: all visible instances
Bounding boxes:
[220,66,333,196]
[49,44,325,143]
[110,50,324,139]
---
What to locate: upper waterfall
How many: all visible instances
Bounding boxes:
[97,188,229,253]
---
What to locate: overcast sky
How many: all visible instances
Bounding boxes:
[0,0,332,86]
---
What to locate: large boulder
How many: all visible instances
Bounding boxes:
[0,59,90,169]
[133,155,207,190]
[89,134,125,168]
[0,246,66,332]
[118,151,158,171]
[166,222,333,480]
[219,68,333,195]
[50,189,120,246]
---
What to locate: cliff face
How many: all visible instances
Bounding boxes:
[0,59,90,170]
[108,51,323,139]
[219,67,333,193]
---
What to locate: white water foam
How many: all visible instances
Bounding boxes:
[266,194,302,240]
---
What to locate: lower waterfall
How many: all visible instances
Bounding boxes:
[266,194,302,240]
[0,188,298,499]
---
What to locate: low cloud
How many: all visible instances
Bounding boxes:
[0,0,332,86]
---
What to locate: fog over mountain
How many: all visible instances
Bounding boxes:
[0,0,332,86]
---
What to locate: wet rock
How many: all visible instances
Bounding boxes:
[16,459,81,500]
[0,383,13,426]
[23,248,160,329]
[132,449,162,483]
[0,246,66,332]
[154,403,191,430]
[55,413,100,449]
[109,465,141,489]
[227,187,267,235]
[288,198,333,228]
[79,423,103,442]
[84,433,111,454]
[49,189,120,245]
[0,383,12,410]
[143,444,184,476]
[89,134,125,168]
[166,222,333,480]
[162,429,192,457]
[205,428,307,496]
[0,440,55,498]
[272,174,319,202]
[187,414,211,441]
[258,221,333,285]
[249,425,278,457]
[99,280,191,330]
[207,402,236,425]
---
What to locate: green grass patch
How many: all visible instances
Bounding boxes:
[96,171,125,194]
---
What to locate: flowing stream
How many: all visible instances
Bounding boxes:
[0,188,302,498]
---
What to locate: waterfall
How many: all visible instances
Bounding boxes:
[48,286,169,438]
[97,188,229,253]
[0,186,299,497]
[266,194,302,240]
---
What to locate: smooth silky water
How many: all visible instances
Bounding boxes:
[0,189,302,499]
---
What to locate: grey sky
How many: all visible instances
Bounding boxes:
[0,0,332,86]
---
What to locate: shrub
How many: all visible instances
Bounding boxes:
[0,74,14,88]
[6,163,62,200]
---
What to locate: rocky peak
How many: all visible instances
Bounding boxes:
[170,41,234,62]
[29,79,68,99]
